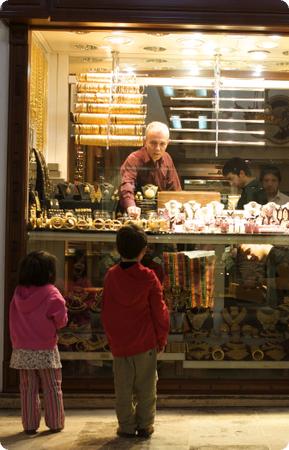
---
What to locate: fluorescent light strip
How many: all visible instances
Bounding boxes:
[171,139,265,145]
[170,107,265,112]
[171,97,264,102]
[170,128,265,135]
[170,118,265,123]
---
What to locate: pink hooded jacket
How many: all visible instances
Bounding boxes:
[9,284,68,350]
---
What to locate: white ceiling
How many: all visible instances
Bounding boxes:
[35,29,289,77]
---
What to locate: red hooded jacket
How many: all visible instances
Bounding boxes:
[101,262,169,357]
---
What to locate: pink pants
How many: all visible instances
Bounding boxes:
[19,368,65,431]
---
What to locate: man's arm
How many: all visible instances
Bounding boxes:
[119,154,139,211]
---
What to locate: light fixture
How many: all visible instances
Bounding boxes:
[258,41,279,49]
[145,58,167,63]
[73,43,99,51]
[143,46,166,52]
[104,35,132,45]
[248,50,270,60]
[178,38,204,48]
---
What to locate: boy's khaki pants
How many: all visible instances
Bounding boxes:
[113,348,157,434]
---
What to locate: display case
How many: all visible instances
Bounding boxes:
[27,229,289,393]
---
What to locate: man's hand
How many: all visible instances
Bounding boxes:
[127,205,141,219]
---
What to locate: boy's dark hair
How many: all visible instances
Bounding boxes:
[18,250,57,286]
[222,157,251,177]
[116,224,147,259]
[260,165,281,182]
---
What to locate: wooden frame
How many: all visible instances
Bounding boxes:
[2,0,289,393]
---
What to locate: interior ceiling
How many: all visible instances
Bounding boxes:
[36,30,289,77]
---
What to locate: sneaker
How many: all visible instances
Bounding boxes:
[24,429,37,435]
[116,428,136,438]
[137,426,154,438]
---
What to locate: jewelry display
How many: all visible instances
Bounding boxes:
[222,307,247,332]
[73,67,146,148]
[223,342,249,360]
[211,346,225,361]
[256,308,280,331]
[250,346,264,361]
[186,342,210,360]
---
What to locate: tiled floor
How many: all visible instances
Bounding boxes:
[1,408,289,450]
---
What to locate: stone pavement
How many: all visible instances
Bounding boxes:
[1,408,289,450]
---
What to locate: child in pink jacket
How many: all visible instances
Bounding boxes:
[9,250,68,435]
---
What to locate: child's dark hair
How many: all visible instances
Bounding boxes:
[116,224,147,259]
[222,157,251,177]
[18,250,57,286]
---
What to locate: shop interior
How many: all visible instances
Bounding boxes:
[27,28,289,388]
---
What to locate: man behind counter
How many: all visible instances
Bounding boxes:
[119,121,181,218]
[222,157,267,209]
[260,165,289,205]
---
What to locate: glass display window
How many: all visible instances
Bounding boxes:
[25,27,289,391]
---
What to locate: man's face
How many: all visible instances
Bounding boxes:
[144,129,169,162]
[262,174,279,197]
[226,171,244,189]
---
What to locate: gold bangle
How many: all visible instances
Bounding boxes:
[111,219,122,231]
[104,219,113,230]
[93,218,105,230]
[76,218,90,230]
[64,216,77,230]
[50,216,64,229]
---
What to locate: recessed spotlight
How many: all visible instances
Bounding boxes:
[104,36,132,45]
[73,43,99,51]
[143,46,166,52]
[145,58,167,63]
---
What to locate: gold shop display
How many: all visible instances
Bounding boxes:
[29,38,48,152]
[73,69,146,148]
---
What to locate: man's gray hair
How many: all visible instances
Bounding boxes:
[145,121,170,139]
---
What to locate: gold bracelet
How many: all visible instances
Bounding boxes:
[50,216,64,229]
[76,218,90,230]
[93,218,105,230]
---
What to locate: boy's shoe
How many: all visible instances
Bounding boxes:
[137,426,154,438]
[24,429,37,435]
[117,428,136,438]
[49,428,63,433]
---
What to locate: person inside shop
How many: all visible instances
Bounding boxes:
[101,224,169,439]
[260,164,289,205]
[222,157,267,209]
[119,121,181,218]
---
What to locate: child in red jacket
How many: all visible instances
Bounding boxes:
[9,251,68,435]
[101,224,169,439]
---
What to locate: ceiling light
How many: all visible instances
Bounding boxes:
[143,46,166,52]
[73,43,99,51]
[104,35,132,45]
[248,50,270,60]
[178,38,204,48]
[270,35,281,40]
[258,41,279,49]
